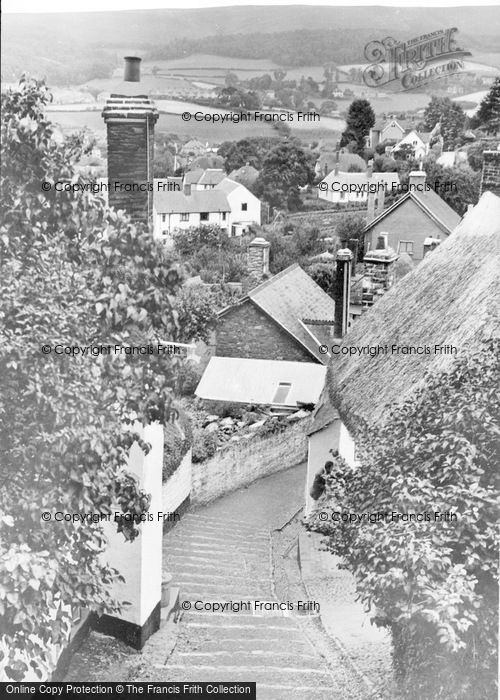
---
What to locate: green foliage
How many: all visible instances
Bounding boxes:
[304,262,336,295]
[264,223,323,274]
[0,78,183,679]
[335,213,366,261]
[254,141,316,210]
[423,161,480,215]
[147,29,373,68]
[340,99,376,155]
[423,97,466,149]
[473,78,500,135]
[218,137,280,173]
[173,286,218,344]
[466,138,500,171]
[163,411,193,481]
[172,224,230,257]
[310,341,499,699]
[191,428,218,463]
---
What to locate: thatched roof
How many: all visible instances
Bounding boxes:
[319,192,500,435]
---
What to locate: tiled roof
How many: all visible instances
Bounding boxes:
[154,189,229,214]
[248,264,335,364]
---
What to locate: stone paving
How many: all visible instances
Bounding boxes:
[129,464,370,699]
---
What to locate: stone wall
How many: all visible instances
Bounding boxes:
[162,448,192,515]
[480,150,500,198]
[216,300,315,363]
[191,415,310,505]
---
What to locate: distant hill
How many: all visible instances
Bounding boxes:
[2,5,500,84]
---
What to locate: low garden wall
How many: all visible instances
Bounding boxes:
[191,415,310,505]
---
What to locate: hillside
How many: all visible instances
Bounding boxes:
[2,5,500,84]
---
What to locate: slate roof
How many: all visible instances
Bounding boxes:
[219,264,336,364]
[196,357,326,407]
[365,187,461,234]
[154,189,230,214]
[184,168,225,187]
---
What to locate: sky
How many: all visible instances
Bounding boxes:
[4,0,500,12]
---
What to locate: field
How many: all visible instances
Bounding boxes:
[48,108,342,145]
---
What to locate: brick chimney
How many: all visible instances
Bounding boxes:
[102,57,159,227]
[334,248,352,338]
[362,236,398,309]
[480,147,500,198]
[248,237,270,279]
[408,169,427,189]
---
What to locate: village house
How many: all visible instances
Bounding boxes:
[153,175,260,240]
[390,129,434,160]
[369,118,406,149]
[314,151,366,179]
[153,189,230,240]
[318,161,400,206]
[215,250,337,366]
[305,191,500,515]
[215,177,261,235]
[363,170,462,261]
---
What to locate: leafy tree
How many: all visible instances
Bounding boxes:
[423,96,466,149]
[254,141,316,210]
[473,78,500,135]
[423,161,480,215]
[319,100,337,116]
[340,99,376,155]
[309,341,499,699]
[304,262,336,295]
[218,137,279,173]
[336,213,366,261]
[0,78,183,680]
[466,138,500,171]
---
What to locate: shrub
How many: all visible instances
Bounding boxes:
[310,340,499,699]
[163,410,193,482]
[191,429,218,463]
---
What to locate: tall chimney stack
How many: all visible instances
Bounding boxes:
[480,147,500,198]
[247,237,270,279]
[334,248,352,338]
[102,57,158,227]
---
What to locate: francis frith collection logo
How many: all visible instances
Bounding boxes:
[363,28,472,91]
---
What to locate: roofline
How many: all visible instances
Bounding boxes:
[364,191,458,235]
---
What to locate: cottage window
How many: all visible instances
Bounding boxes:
[200,212,209,221]
[398,240,414,255]
[161,214,166,222]
[241,202,248,211]
[180,213,189,222]
[222,212,227,220]
[272,382,292,404]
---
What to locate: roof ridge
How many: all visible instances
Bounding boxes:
[248,263,300,296]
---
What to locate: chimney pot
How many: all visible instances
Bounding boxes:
[124,56,141,82]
